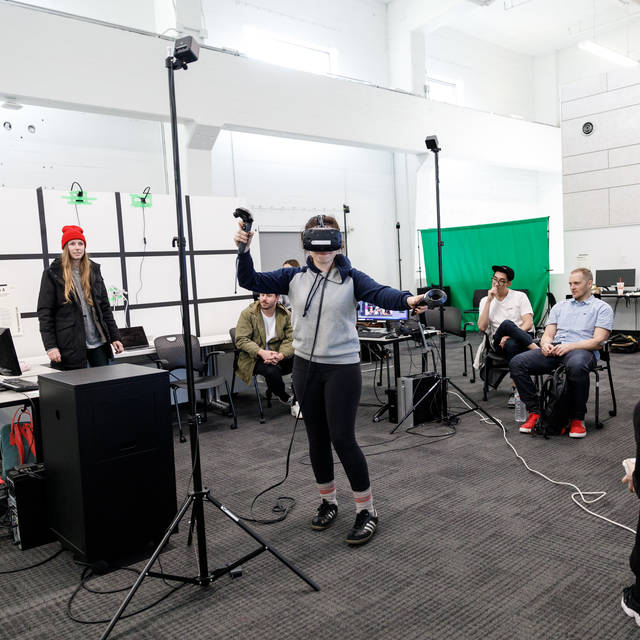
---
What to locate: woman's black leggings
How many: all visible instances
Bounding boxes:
[292,356,369,492]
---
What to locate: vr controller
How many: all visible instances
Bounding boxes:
[417,288,447,310]
[233,207,254,255]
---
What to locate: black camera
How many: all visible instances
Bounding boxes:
[174,36,200,64]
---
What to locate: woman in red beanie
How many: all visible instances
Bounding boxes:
[36,225,123,369]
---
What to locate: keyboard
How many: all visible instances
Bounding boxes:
[0,378,39,392]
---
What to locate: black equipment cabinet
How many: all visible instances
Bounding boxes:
[38,364,177,564]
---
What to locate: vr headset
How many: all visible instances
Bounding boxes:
[301,215,342,251]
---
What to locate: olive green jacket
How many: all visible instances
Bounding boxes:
[234,301,293,385]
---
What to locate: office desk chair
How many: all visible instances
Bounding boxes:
[154,334,237,441]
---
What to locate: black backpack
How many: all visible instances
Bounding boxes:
[609,334,639,353]
[533,365,570,439]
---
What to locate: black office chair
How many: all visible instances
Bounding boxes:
[424,307,475,382]
[229,327,272,424]
[154,334,237,441]
[464,289,488,318]
[479,333,511,401]
[592,340,617,427]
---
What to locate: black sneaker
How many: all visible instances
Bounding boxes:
[311,500,338,530]
[622,586,640,626]
[345,509,378,545]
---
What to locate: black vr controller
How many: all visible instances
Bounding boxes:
[301,214,342,251]
[233,207,254,255]
[414,288,447,312]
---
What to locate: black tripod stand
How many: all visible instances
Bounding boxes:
[391,136,500,434]
[101,37,318,640]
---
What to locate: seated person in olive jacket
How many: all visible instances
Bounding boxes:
[235,293,294,404]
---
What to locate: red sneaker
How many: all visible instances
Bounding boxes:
[569,420,587,438]
[519,413,540,434]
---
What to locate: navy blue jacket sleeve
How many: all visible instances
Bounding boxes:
[350,268,412,310]
[237,251,297,296]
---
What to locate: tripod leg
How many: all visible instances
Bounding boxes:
[101,494,198,640]
[205,492,319,592]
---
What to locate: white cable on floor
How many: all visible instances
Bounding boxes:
[448,390,636,536]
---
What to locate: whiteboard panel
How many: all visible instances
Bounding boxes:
[188,196,245,251]
[13,317,45,359]
[127,305,196,342]
[198,299,253,336]
[0,259,45,315]
[125,255,188,305]
[120,193,181,253]
[43,189,119,254]
[194,255,243,299]
[0,189,41,254]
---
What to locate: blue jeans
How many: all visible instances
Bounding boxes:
[509,348,596,420]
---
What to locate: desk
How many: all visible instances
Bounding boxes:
[601,293,640,331]
[359,329,437,423]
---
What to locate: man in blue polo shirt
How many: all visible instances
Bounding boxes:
[510,267,614,439]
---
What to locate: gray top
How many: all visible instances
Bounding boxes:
[72,267,105,349]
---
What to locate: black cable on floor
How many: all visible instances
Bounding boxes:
[0,548,64,574]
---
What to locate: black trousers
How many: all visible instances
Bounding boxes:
[492,319,535,361]
[86,345,110,367]
[292,356,369,492]
[253,357,293,400]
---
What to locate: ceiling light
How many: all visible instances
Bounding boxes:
[3,121,11,131]
[578,40,639,68]
[27,124,36,134]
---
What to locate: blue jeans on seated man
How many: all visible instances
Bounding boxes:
[509,348,596,420]
[492,319,535,361]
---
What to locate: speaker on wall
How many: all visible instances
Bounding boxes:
[38,363,177,564]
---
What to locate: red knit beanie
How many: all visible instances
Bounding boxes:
[61,225,86,249]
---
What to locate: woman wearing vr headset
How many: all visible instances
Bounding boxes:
[234,215,426,546]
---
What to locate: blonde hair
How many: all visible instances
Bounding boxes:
[61,244,93,306]
[570,267,593,282]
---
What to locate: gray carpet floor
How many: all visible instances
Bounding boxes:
[2,334,640,639]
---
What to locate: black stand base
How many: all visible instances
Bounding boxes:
[101,489,319,638]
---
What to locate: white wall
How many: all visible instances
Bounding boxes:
[425,26,535,121]
[201,0,389,86]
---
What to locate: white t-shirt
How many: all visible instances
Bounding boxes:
[478,289,534,337]
[261,311,277,348]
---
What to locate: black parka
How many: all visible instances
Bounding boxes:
[36,258,121,370]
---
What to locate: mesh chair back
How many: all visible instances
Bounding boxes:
[154,334,203,371]
[229,327,237,347]
[425,307,463,336]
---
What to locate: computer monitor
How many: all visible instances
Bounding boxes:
[596,268,635,288]
[357,302,409,322]
[0,327,22,376]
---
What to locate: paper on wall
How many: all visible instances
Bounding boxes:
[0,284,23,336]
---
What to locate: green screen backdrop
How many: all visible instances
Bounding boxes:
[420,217,549,330]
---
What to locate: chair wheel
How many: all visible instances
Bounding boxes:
[179,435,187,443]
[609,410,616,417]
[596,421,604,429]
[230,423,237,430]
[259,418,266,424]
[373,416,380,423]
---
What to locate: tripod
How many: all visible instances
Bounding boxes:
[101,41,318,640]
[390,136,501,434]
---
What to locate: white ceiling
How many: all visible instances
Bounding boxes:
[395,0,640,57]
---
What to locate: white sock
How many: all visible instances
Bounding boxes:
[318,481,337,505]
[353,488,375,515]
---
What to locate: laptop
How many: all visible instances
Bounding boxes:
[118,326,150,351]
